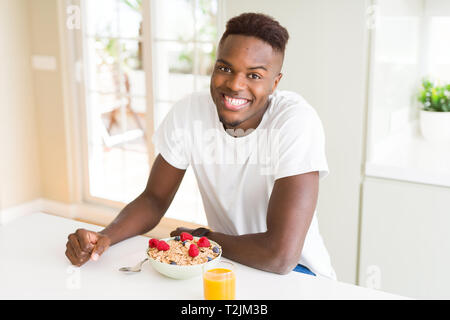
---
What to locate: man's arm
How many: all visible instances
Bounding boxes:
[100,154,186,245]
[65,154,185,266]
[172,171,319,275]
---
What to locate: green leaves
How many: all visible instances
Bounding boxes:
[418,78,450,112]
[122,0,142,12]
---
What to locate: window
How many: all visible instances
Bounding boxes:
[151,0,221,225]
[81,0,151,205]
[365,0,450,187]
[427,17,450,82]
[151,0,219,126]
[74,0,222,225]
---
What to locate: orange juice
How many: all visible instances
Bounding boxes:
[203,267,236,300]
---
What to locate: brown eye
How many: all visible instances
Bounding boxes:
[218,66,231,73]
[248,73,261,80]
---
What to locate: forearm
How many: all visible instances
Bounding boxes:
[206,231,302,275]
[100,193,166,246]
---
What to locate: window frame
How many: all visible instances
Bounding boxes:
[59,0,225,219]
[364,0,450,187]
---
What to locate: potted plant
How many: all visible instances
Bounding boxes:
[417,79,450,142]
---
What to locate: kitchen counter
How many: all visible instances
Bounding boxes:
[0,212,406,299]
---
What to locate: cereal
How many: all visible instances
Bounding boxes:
[147,238,221,266]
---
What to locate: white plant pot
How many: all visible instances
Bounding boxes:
[419,109,450,142]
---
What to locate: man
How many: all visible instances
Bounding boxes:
[65,13,336,279]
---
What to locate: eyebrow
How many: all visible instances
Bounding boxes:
[217,59,268,72]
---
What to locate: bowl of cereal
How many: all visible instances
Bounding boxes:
[146,233,222,279]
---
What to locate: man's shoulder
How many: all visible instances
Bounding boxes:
[268,90,320,124]
[174,90,212,109]
[170,90,214,118]
[180,90,211,101]
[271,90,305,103]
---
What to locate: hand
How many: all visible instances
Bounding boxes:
[65,228,111,267]
[170,227,211,238]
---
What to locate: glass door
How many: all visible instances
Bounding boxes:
[81,0,152,205]
[150,0,220,225]
[74,0,222,225]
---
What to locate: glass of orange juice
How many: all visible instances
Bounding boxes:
[203,261,236,300]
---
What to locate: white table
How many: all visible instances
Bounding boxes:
[0,213,406,300]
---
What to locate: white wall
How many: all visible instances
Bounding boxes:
[1,0,371,284]
[360,0,450,299]
[0,0,370,286]
[225,0,370,283]
[0,0,41,218]
[0,0,72,221]
[28,0,72,203]
[367,0,424,161]
[360,177,450,299]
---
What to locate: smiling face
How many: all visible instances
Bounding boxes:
[210,35,284,132]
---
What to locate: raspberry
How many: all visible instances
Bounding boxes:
[188,244,199,257]
[157,240,170,251]
[197,236,210,248]
[149,238,159,248]
[180,232,194,242]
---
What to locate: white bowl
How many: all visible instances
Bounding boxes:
[147,236,222,279]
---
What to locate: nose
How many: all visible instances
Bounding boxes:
[226,73,246,92]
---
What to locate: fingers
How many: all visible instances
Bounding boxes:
[170,227,211,238]
[65,241,89,267]
[75,229,95,252]
[90,235,111,261]
[68,233,88,259]
[65,229,97,267]
[170,227,191,237]
[65,241,77,265]
[192,227,211,237]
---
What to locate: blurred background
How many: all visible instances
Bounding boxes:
[1,0,450,299]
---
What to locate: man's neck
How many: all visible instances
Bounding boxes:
[222,99,270,137]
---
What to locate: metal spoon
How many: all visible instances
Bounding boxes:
[119,258,148,273]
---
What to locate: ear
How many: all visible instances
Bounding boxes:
[271,73,283,93]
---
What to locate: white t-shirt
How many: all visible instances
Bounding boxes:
[153,90,336,279]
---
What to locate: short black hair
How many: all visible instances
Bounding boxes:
[219,13,289,54]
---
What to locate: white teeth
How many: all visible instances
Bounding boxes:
[225,95,248,106]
